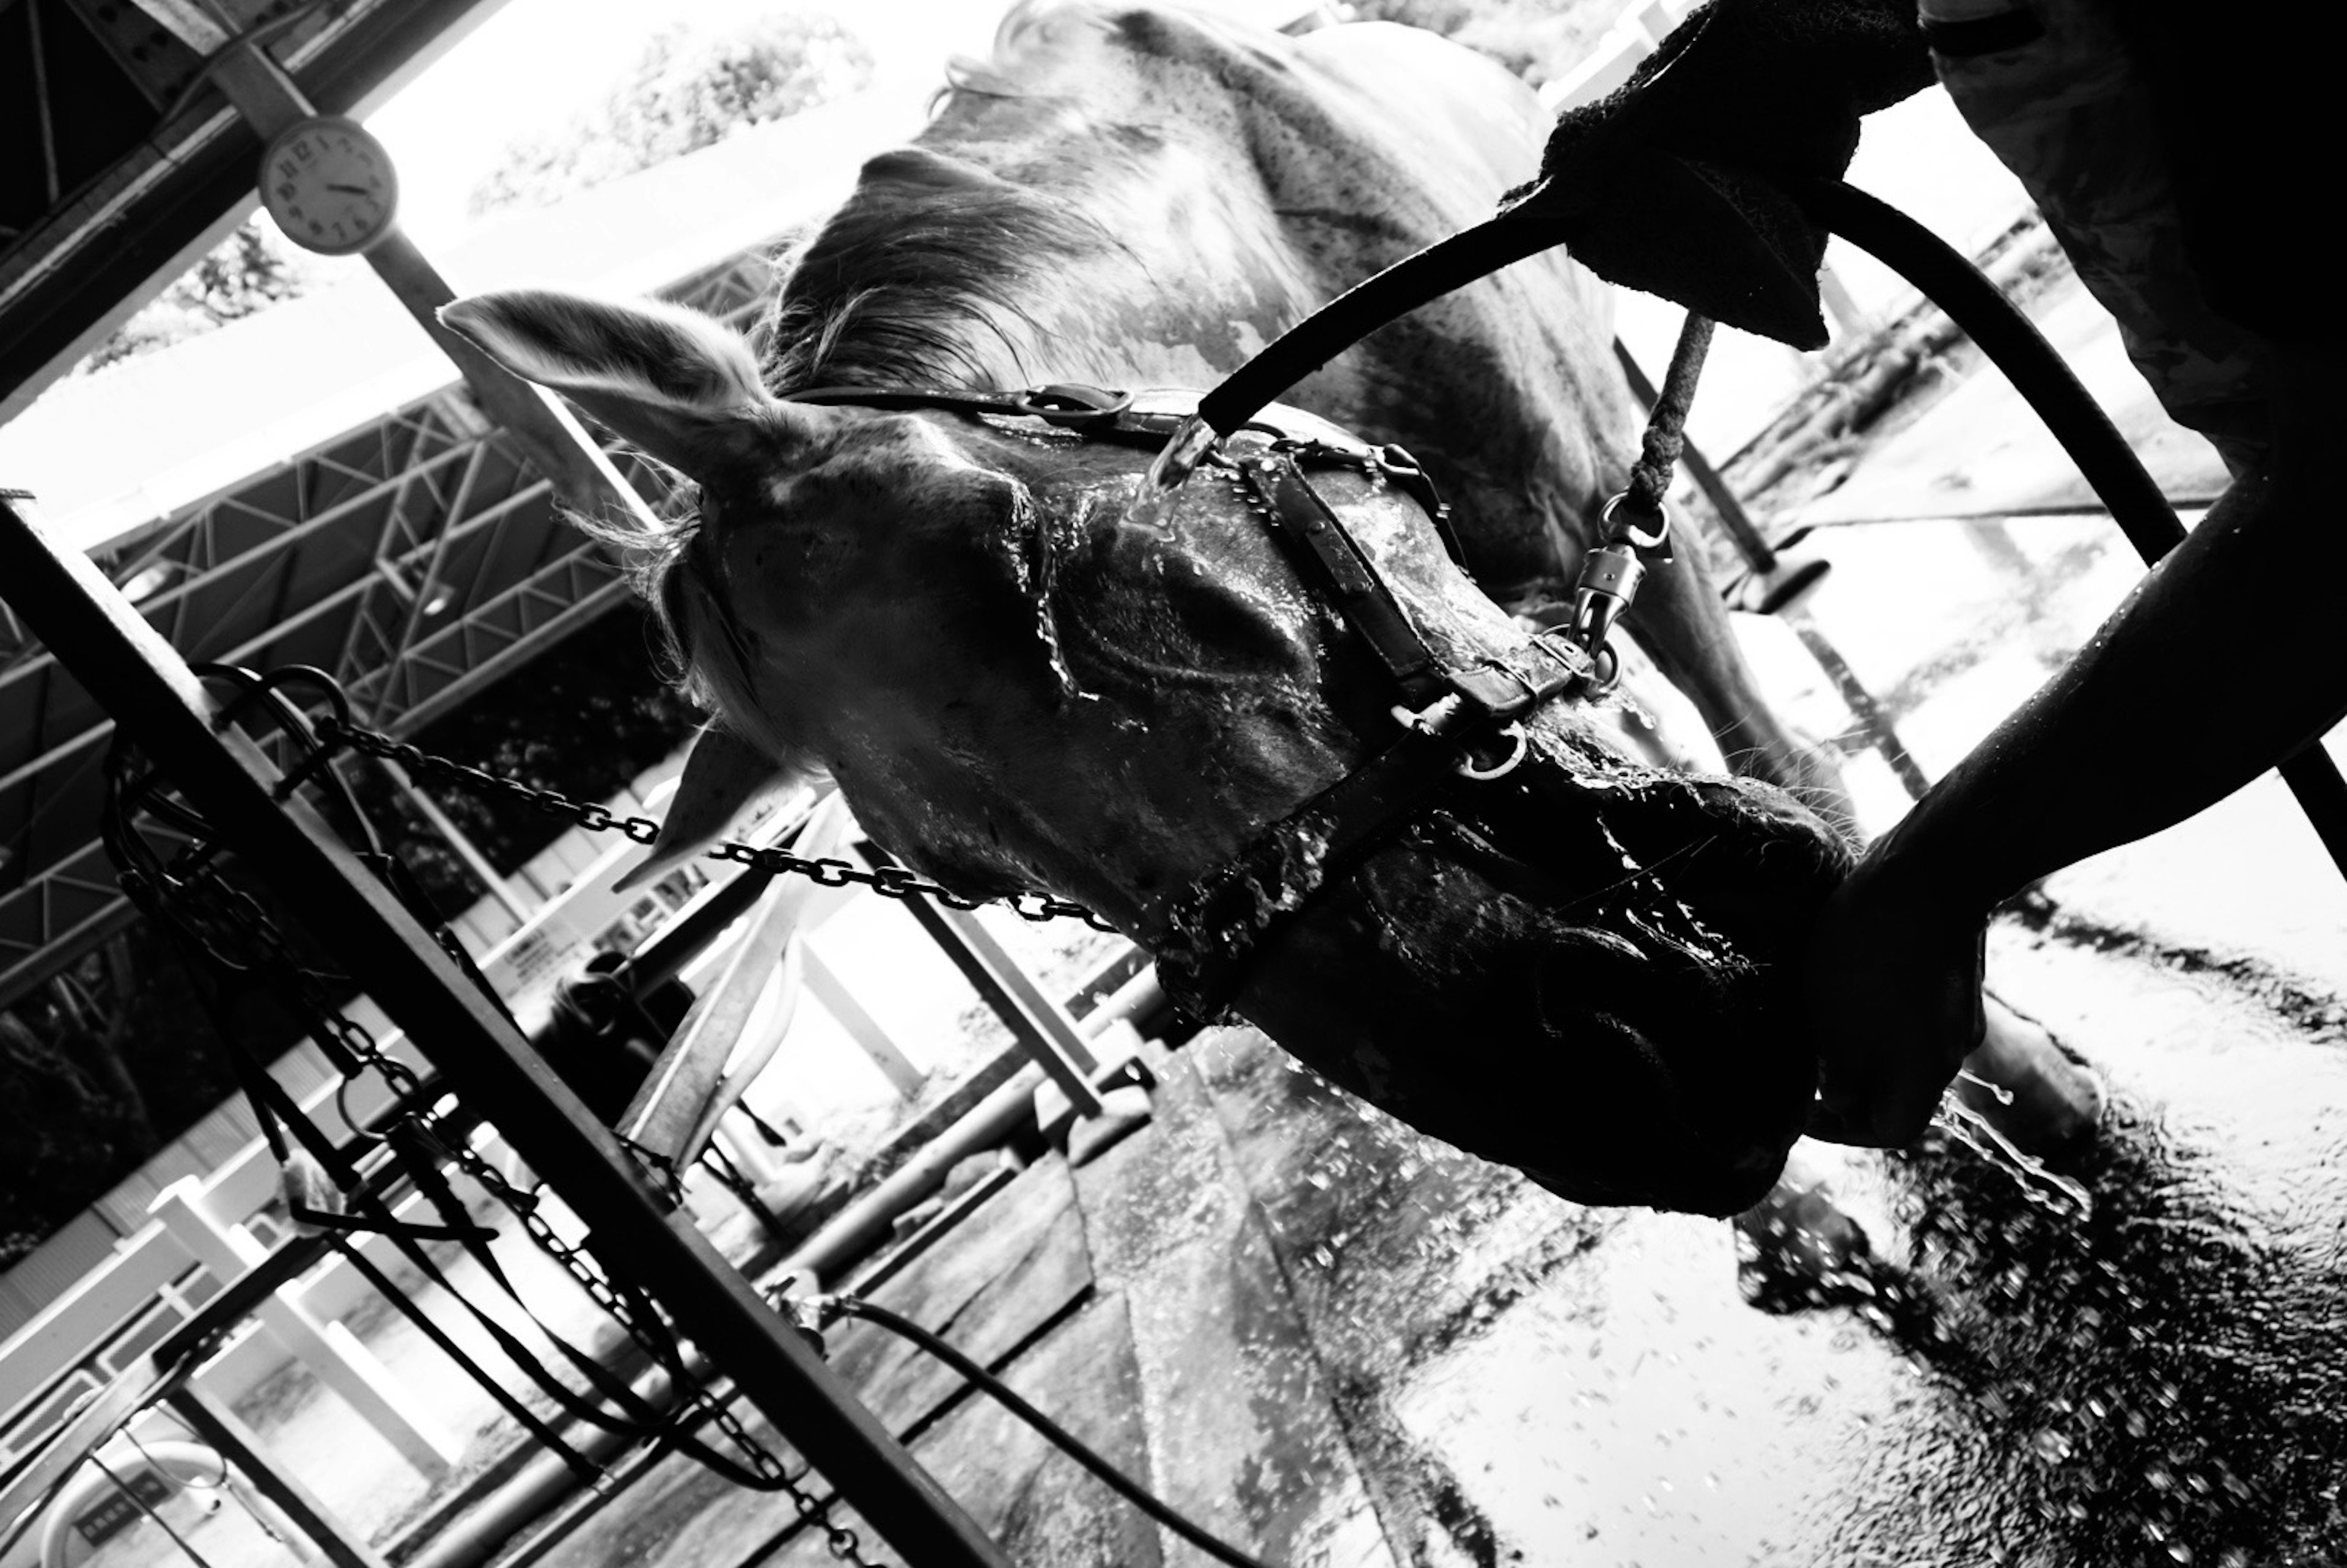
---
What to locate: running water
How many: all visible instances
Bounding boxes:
[1931,1087,2096,1221]
[1006,485,1098,703]
[1129,412,1218,538]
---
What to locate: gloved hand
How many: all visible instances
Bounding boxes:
[1503,0,1934,348]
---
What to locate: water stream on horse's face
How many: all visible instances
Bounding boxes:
[1010,482,1100,704]
[1142,413,1217,498]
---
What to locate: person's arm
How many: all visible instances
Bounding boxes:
[1806,351,2347,1146]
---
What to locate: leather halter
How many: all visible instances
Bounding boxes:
[1142,444,1595,1018]
[782,382,1603,1019]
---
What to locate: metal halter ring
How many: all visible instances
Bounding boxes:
[1455,722,1529,781]
[1586,641,1621,696]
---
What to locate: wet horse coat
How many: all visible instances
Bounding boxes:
[444,1,1851,1214]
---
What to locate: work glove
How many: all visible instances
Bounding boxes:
[1504,0,1934,348]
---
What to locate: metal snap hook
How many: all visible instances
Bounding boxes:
[1599,491,1673,556]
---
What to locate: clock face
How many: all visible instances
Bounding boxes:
[261,116,399,256]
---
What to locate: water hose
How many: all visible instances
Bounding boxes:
[1795,178,2347,879]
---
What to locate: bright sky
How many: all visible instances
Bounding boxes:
[367,0,1010,245]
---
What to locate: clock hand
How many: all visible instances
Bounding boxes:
[326,183,376,196]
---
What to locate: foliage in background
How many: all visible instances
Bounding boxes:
[390,604,704,897]
[0,931,256,1266]
[468,15,873,218]
[78,217,322,374]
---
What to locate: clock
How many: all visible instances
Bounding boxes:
[259,115,399,256]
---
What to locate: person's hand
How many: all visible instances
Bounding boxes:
[1801,839,1989,1147]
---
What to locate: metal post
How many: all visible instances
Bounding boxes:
[149,1179,462,1475]
[0,500,1012,1568]
[164,1387,391,1568]
[1786,612,1933,800]
[803,948,927,1099]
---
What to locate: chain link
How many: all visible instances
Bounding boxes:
[322,718,1119,932]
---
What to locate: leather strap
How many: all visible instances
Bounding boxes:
[1238,450,1452,708]
[1237,449,1593,721]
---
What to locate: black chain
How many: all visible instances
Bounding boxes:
[320,718,1122,934]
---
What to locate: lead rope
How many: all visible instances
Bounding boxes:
[1620,311,1714,526]
[1565,309,1711,688]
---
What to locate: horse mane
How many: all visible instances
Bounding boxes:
[757,169,1119,392]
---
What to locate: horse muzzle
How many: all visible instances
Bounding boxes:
[1205,745,1854,1218]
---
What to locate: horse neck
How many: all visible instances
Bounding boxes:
[766,125,1318,395]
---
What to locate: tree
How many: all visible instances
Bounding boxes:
[79,217,318,373]
[469,15,874,218]
[0,934,243,1269]
[395,604,705,885]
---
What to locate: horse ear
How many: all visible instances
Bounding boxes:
[439,290,799,477]
[613,723,805,892]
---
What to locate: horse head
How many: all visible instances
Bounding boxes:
[443,288,1851,1217]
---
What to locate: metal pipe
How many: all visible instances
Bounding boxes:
[166,1388,390,1568]
[26,0,62,205]
[779,967,1164,1288]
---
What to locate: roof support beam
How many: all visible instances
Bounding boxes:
[122,0,232,53]
[26,0,64,205]
[0,542,631,1002]
[0,486,581,795]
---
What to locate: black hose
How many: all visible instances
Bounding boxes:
[826,1297,1280,1568]
[1195,200,1561,437]
[1799,178,2347,879]
[1794,179,2187,564]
